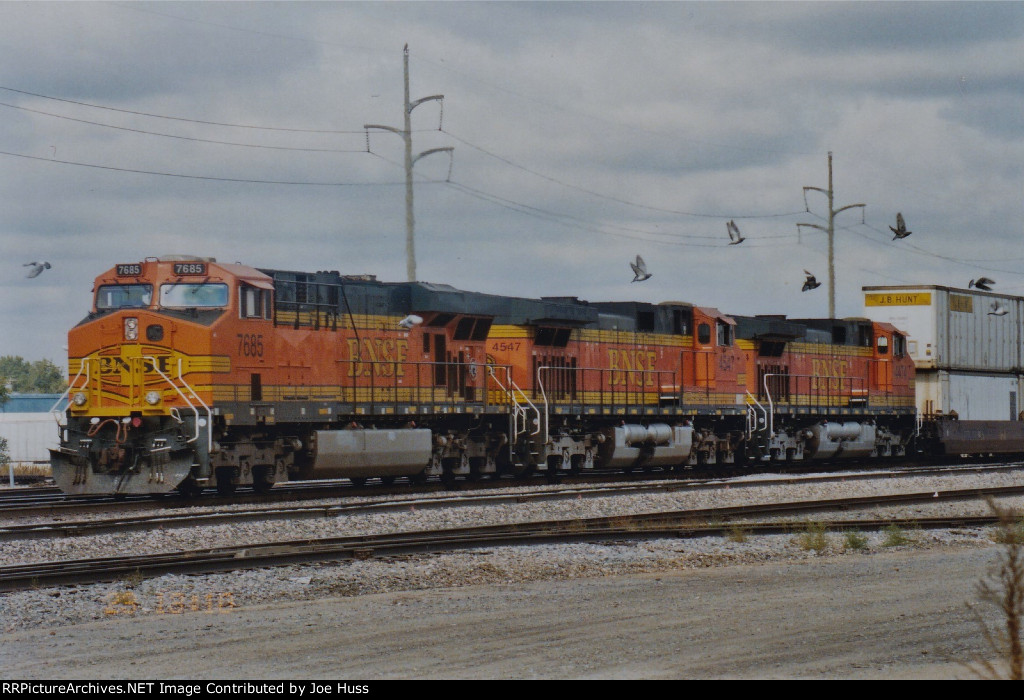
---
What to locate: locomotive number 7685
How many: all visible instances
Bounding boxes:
[237,333,264,357]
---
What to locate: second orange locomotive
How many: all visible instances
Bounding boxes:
[51,256,917,496]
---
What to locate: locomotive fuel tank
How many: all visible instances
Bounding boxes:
[597,424,694,469]
[311,428,432,479]
[803,421,876,460]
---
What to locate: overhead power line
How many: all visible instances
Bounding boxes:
[0,148,428,186]
[442,129,806,220]
[0,100,366,153]
[0,85,365,134]
[445,180,796,249]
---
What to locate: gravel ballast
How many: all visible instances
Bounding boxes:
[2,468,1023,640]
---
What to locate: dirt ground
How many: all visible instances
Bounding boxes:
[0,544,1012,679]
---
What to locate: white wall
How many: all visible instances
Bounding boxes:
[0,413,59,463]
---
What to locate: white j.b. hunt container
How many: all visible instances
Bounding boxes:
[863,285,1024,421]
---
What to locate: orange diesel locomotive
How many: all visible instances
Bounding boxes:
[51,257,918,496]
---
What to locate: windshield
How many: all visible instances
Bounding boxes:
[96,284,153,310]
[159,283,229,308]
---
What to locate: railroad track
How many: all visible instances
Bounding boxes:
[2,460,1022,519]
[5,464,1024,541]
[1,485,1020,592]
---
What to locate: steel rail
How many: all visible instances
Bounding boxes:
[2,461,1023,523]
[2,488,1021,591]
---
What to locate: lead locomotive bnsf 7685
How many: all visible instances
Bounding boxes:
[53,256,988,497]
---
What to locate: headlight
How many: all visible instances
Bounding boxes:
[124,317,139,341]
[145,391,161,405]
[72,392,88,406]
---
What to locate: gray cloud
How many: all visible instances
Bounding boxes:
[2,1,1024,361]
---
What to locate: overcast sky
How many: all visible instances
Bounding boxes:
[2,1,1023,364]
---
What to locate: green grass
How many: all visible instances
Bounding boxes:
[795,521,829,552]
[882,524,912,547]
[843,530,870,551]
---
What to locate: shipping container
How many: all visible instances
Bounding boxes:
[916,371,1022,421]
[863,285,1023,372]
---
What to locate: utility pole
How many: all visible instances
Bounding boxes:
[364,44,453,282]
[797,151,865,319]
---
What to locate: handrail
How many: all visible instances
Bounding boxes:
[536,364,673,411]
[144,356,209,449]
[536,366,552,443]
[763,373,777,435]
[745,391,767,439]
[762,372,871,434]
[488,365,540,443]
[50,358,90,427]
[337,359,496,408]
[174,357,213,452]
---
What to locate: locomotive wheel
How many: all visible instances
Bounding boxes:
[252,465,275,494]
[440,457,459,489]
[408,470,428,485]
[511,436,538,479]
[512,462,536,480]
[177,478,203,499]
[468,457,487,482]
[349,477,367,488]
[545,455,563,484]
[379,476,396,486]
[215,467,237,497]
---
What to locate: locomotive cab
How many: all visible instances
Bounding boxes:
[52,257,254,496]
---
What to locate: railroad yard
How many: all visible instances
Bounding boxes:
[2,464,1023,679]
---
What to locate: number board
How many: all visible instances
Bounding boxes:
[173,262,207,276]
[116,263,143,276]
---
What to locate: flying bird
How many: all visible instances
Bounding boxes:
[989,301,1008,317]
[802,270,821,292]
[969,277,995,292]
[889,213,911,240]
[726,220,745,245]
[630,255,651,283]
[398,314,423,330]
[23,261,51,278]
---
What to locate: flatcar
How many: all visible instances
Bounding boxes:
[51,256,923,496]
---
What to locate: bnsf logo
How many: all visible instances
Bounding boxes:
[99,355,173,375]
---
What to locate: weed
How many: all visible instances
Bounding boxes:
[843,530,869,551]
[121,568,144,589]
[882,524,911,547]
[795,521,829,552]
[965,501,1024,680]
[991,519,1024,546]
[726,524,749,543]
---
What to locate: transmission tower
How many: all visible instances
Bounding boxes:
[364,44,454,282]
[797,151,865,319]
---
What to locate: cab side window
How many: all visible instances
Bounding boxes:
[716,321,733,347]
[240,285,272,320]
[893,333,906,357]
